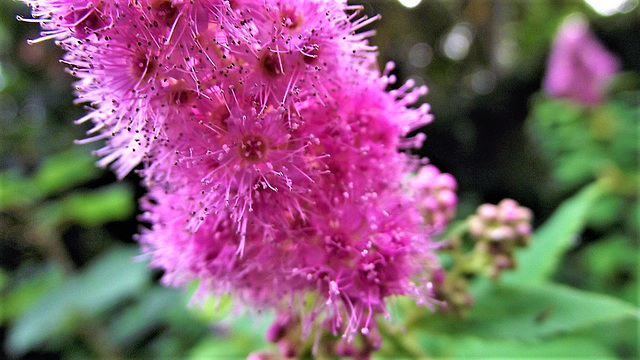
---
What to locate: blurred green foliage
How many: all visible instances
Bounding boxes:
[1,0,638,359]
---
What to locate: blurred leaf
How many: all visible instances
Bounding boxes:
[602,101,640,172]
[532,98,582,128]
[6,247,149,355]
[188,313,271,360]
[0,170,38,209]
[188,336,254,359]
[581,235,638,305]
[0,269,6,291]
[1,265,65,324]
[554,151,604,187]
[0,269,6,322]
[585,193,624,229]
[503,181,606,284]
[71,246,149,314]
[186,282,234,323]
[32,148,100,196]
[526,96,640,191]
[631,200,640,233]
[108,287,182,348]
[576,317,639,360]
[608,72,640,97]
[417,281,639,340]
[414,333,616,359]
[583,235,636,279]
[56,184,134,227]
[142,333,185,359]
[6,278,74,356]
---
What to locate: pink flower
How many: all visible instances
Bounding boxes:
[409,164,457,233]
[137,79,439,339]
[219,0,380,107]
[23,0,449,346]
[20,0,112,41]
[543,15,620,105]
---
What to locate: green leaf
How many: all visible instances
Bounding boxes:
[6,279,74,356]
[414,333,616,359]
[187,313,272,359]
[0,171,38,209]
[579,235,639,305]
[185,281,234,323]
[630,200,640,233]
[108,287,182,348]
[0,270,7,322]
[554,151,604,187]
[1,265,65,324]
[503,181,606,284]
[32,148,100,196]
[6,247,149,355]
[0,269,6,292]
[576,317,639,359]
[585,193,624,229]
[59,184,135,227]
[71,246,149,314]
[582,235,637,279]
[417,281,639,340]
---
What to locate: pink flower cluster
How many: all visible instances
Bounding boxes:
[409,164,457,233]
[23,0,451,340]
[468,199,532,277]
[543,15,620,105]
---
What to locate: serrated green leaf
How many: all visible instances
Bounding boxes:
[416,281,639,340]
[60,184,134,227]
[503,181,606,284]
[32,148,100,196]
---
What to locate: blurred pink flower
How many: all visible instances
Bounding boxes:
[543,15,620,105]
[409,164,457,233]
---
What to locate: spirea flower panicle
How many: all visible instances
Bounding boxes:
[543,14,620,105]
[22,0,451,346]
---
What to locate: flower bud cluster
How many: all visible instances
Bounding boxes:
[263,313,302,359]
[430,267,473,315]
[410,164,457,233]
[468,199,533,277]
[432,199,533,315]
[251,313,382,359]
